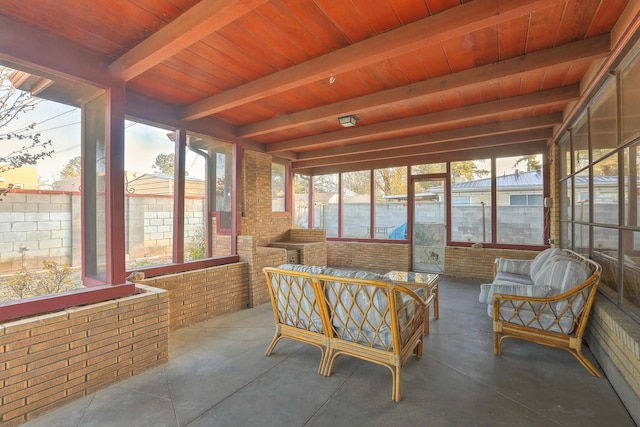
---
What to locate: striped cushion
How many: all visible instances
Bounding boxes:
[268,271,324,333]
[495,258,531,276]
[494,272,534,286]
[277,264,326,274]
[324,279,394,350]
[479,283,552,304]
[545,256,590,313]
[530,248,563,286]
[492,305,576,334]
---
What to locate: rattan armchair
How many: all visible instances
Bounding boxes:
[492,250,602,376]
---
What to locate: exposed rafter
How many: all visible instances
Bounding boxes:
[239,36,609,139]
[305,141,548,176]
[266,85,580,153]
[293,129,553,169]
[296,114,561,162]
[109,0,268,81]
[179,0,568,121]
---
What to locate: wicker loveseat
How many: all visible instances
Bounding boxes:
[263,265,426,402]
[478,249,602,376]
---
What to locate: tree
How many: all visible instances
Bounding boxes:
[60,156,81,178]
[513,154,541,172]
[152,153,175,175]
[0,66,54,195]
[342,170,370,195]
[375,167,406,198]
[451,160,490,181]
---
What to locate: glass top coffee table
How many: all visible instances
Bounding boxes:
[384,271,439,334]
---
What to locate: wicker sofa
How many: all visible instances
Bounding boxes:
[478,249,602,376]
[263,265,426,402]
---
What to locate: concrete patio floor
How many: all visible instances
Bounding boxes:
[23,276,635,427]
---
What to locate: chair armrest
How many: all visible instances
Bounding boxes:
[479,283,551,304]
[394,286,427,344]
[495,258,532,275]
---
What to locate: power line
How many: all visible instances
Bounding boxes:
[18,121,81,136]
[8,107,78,134]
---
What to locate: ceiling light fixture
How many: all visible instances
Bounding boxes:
[329,73,336,84]
[338,115,358,127]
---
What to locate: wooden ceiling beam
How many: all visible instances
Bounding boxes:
[109,0,268,81]
[180,0,568,121]
[296,114,561,161]
[240,36,609,138]
[292,129,552,169]
[304,141,548,176]
[266,85,580,153]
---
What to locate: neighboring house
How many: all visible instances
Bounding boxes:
[53,172,207,196]
[126,173,205,196]
[0,165,39,189]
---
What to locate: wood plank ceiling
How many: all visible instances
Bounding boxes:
[0,0,634,174]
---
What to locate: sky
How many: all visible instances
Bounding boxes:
[1,84,206,187]
[2,66,537,188]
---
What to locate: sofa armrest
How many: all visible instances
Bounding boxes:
[395,287,427,341]
[492,274,598,334]
[495,258,532,275]
[479,283,551,304]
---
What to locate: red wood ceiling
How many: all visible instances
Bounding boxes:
[0,0,632,173]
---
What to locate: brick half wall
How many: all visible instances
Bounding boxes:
[327,241,410,271]
[139,263,249,331]
[0,284,168,426]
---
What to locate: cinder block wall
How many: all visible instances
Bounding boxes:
[0,284,168,426]
[139,263,249,331]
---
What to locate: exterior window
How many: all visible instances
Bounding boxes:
[593,153,619,225]
[190,134,233,257]
[621,49,640,144]
[575,169,590,223]
[497,155,544,245]
[183,136,208,261]
[591,79,617,162]
[452,196,471,205]
[342,170,370,238]
[622,230,640,317]
[294,174,310,229]
[573,113,589,172]
[124,120,175,269]
[560,46,640,321]
[272,162,286,212]
[84,95,108,283]
[313,174,339,238]
[559,132,571,177]
[509,194,543,206]
[0,65,86,298]
[412,163,446,174]
[375,167,407,240]
[450,159,491,243]
[624,143,639,228]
